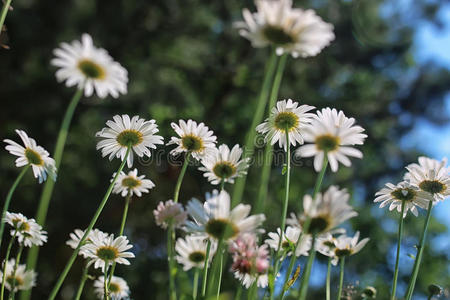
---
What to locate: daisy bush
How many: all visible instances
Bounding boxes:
[1,0,450,300]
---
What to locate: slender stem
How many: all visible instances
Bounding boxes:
[108,193,131,286]
[235,285,243,300]
[248,281,257,300]
[47,147,131,300]
[405,200,433,300]
[215,250,224,300]
[73,263,89,300]
[9,244,24,300]
[103,265,109,300]
[280,156,329,299]
[337,257,345,300]
[24,88,83,300]
[220,180,225,191]
[206,238,224,297]
[0,166,29,250]
[391,200,406,300]
[298,234,317,300]
[0,0,12,33]
[326,257,332,300]
[1,232,17,300]
[201,239,212,298]
[231,51,279,208]
[192,268,200,300]
[173,153,190,203]
[254,54,288,213]
[167,221,177,300]
[277,129,291,253]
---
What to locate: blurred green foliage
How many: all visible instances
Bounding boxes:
[0,0,449,299]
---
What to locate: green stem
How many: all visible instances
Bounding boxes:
[192,268,200,300]
[277,129,291,253]
[326,257,332,300]
[47,146,130,300]
[0,0,12,33]
[0,165,29,250]
[337,257,345,300]
[281,156,328,299]
[405,200,433,300]
[23,88,83,300]
[73,263,89,300]
[108,193,131,286]
[254,54,288,213]
[103,265,109,300]
[215,250,224,300]
[1,232,17,300]
[235,285,243,300]
[391,200,406,300]
[231,51,279,208]
[9,244,24,300]
[206,238,224,297]
[200,239,212,298]
[173,153,190,203]
[220,180,225,191]
[248,281,257,300]
[167,221,177,300]
[297,234,317,300]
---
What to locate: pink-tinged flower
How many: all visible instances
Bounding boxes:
[153,200,187,229]
[229,233,269,289]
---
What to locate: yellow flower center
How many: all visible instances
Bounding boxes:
[205,218,239,240]
[116,130,143,147]
[109,282,120,293]
[181,135,204,152]
[188,251,206,263]
[315,134,340,152]
[24,148,43,166]
[419,180,445,195]
[212,162,237,179]
[122,177,141,189]
[391,188,416,202]
[96,246,119,261]
[274,112,299,131]
[77,59,106,79]
[262,26,295,45]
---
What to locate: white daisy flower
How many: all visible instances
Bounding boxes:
[332,231,369,259]
[0,259,36,292]
[167,119,217,160]
[256,99,315,151]
[235,0,335,58]
[4,129,57,183]
[374,181,433,218]
[112,168,155,197]
[175,234,217,271]
[296,108,367,172]
[153,200,188,229]
[316,232,340,265]
[96,115,164,168]
[199,144,249,185]
[51,33,128,98]
[185,190,266,241]
[3,212,47,247]
[287,186,357,235]
[230,233,269,289]
[66,228,108,258]
[404,156,449,202]
[265,226,311,257]
[93,276,130,300]
[82,232,134,270]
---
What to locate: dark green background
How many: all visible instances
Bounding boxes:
[1,0,449,299]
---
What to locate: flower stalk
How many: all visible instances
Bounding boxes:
[337,257,346,300]
[192,268,200,300]
[9,243,24,300]
[1,231,17,300]
[297,234,317,300]
[326,257,332,300]
[405,200,433,300]
[167,220,177,300]
[0,0,12,32]
[73,263,90,300]
[47,146,131,300]
[200,239,212,299]
[0,165,30,250]
[391,200,406,300]
[173,153,190,203]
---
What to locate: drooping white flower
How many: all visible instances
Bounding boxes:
[96,115,164,168]
[112,168,155,197]
[404,156,449,202]
[0,259,36,292]
[4,130,56,183]
[185,190,266,241]
[93,276,130,300]
[235,0,335,58]
[82,232,134,270]
[199,144,249,185]
[332,231,369,260]
[316,232,340,265]
[3,212,47,247]
[374,181,433,218]
[287,186,357,235]
[153,200,187,230]
[229,233,269,289]
[167,119,217,160]
[256,99,315,150]
[66,228,108,258]
[175,234,217,271]
[296,108,367,172]
[51,33,128,98]
[265,226,311,257]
